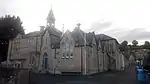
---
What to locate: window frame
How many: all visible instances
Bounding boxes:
[43,52,48,69]
[62,38,74,59]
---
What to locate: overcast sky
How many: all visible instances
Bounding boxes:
[1,0,150,44]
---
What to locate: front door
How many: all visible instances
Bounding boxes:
[44,58,48,69]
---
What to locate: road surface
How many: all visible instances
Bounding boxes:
[31,65,137,84]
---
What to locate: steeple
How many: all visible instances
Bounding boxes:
[47,4,56,27]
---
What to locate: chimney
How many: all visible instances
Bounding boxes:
[77,23,81,29]
[39,26,45,31]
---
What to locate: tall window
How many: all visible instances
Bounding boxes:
[62,39,73,59]
[29,53,33,65]
[15,39,20,53]
[15,40,17,51]
[43,52,48,69]
[18,39,20,50]
[14,40,17,52]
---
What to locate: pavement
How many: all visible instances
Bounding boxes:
[30,65,137,84]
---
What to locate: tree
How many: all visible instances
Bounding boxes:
[0,15,24,36]
[143,41,150,49]
[144,41,150,45]
[132,40,138,46]
[0,15,24,62]
[119,40,128,51]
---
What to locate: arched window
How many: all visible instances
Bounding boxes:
[43,52,48,69]
[62,39,74,59]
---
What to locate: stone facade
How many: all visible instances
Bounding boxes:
[6,7,123,75]
[96,34,123,71]
[58,29,99,75]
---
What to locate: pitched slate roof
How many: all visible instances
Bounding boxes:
[47,26,62,37]
[96,34,115,41]
[60,30,72,41]
[96,34,119,52]
[46,27,62,49]
[20,26,62,49]
[95,34,118,45]
[71,27,85,46]
[71,28,97,46]
[22,31,44,38]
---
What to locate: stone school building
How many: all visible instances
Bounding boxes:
[6,7,124,75]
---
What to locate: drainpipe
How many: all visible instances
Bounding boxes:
[54,48,56,74]
[103,52,105,71]
[35,37,38,70]
[81,47,83,74]
[84,34,86,75]
[38,35,44,71]
[97,48,99,72]
[35,37,38,56]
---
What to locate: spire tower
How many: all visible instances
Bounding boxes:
[46,4,55,27]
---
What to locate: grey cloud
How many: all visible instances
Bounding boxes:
[87,21,112,32]
[94,27,150,43]
[103,28,129,42]
[120,28,150,42]
[88,21,150,43]
[0,0,15,16]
